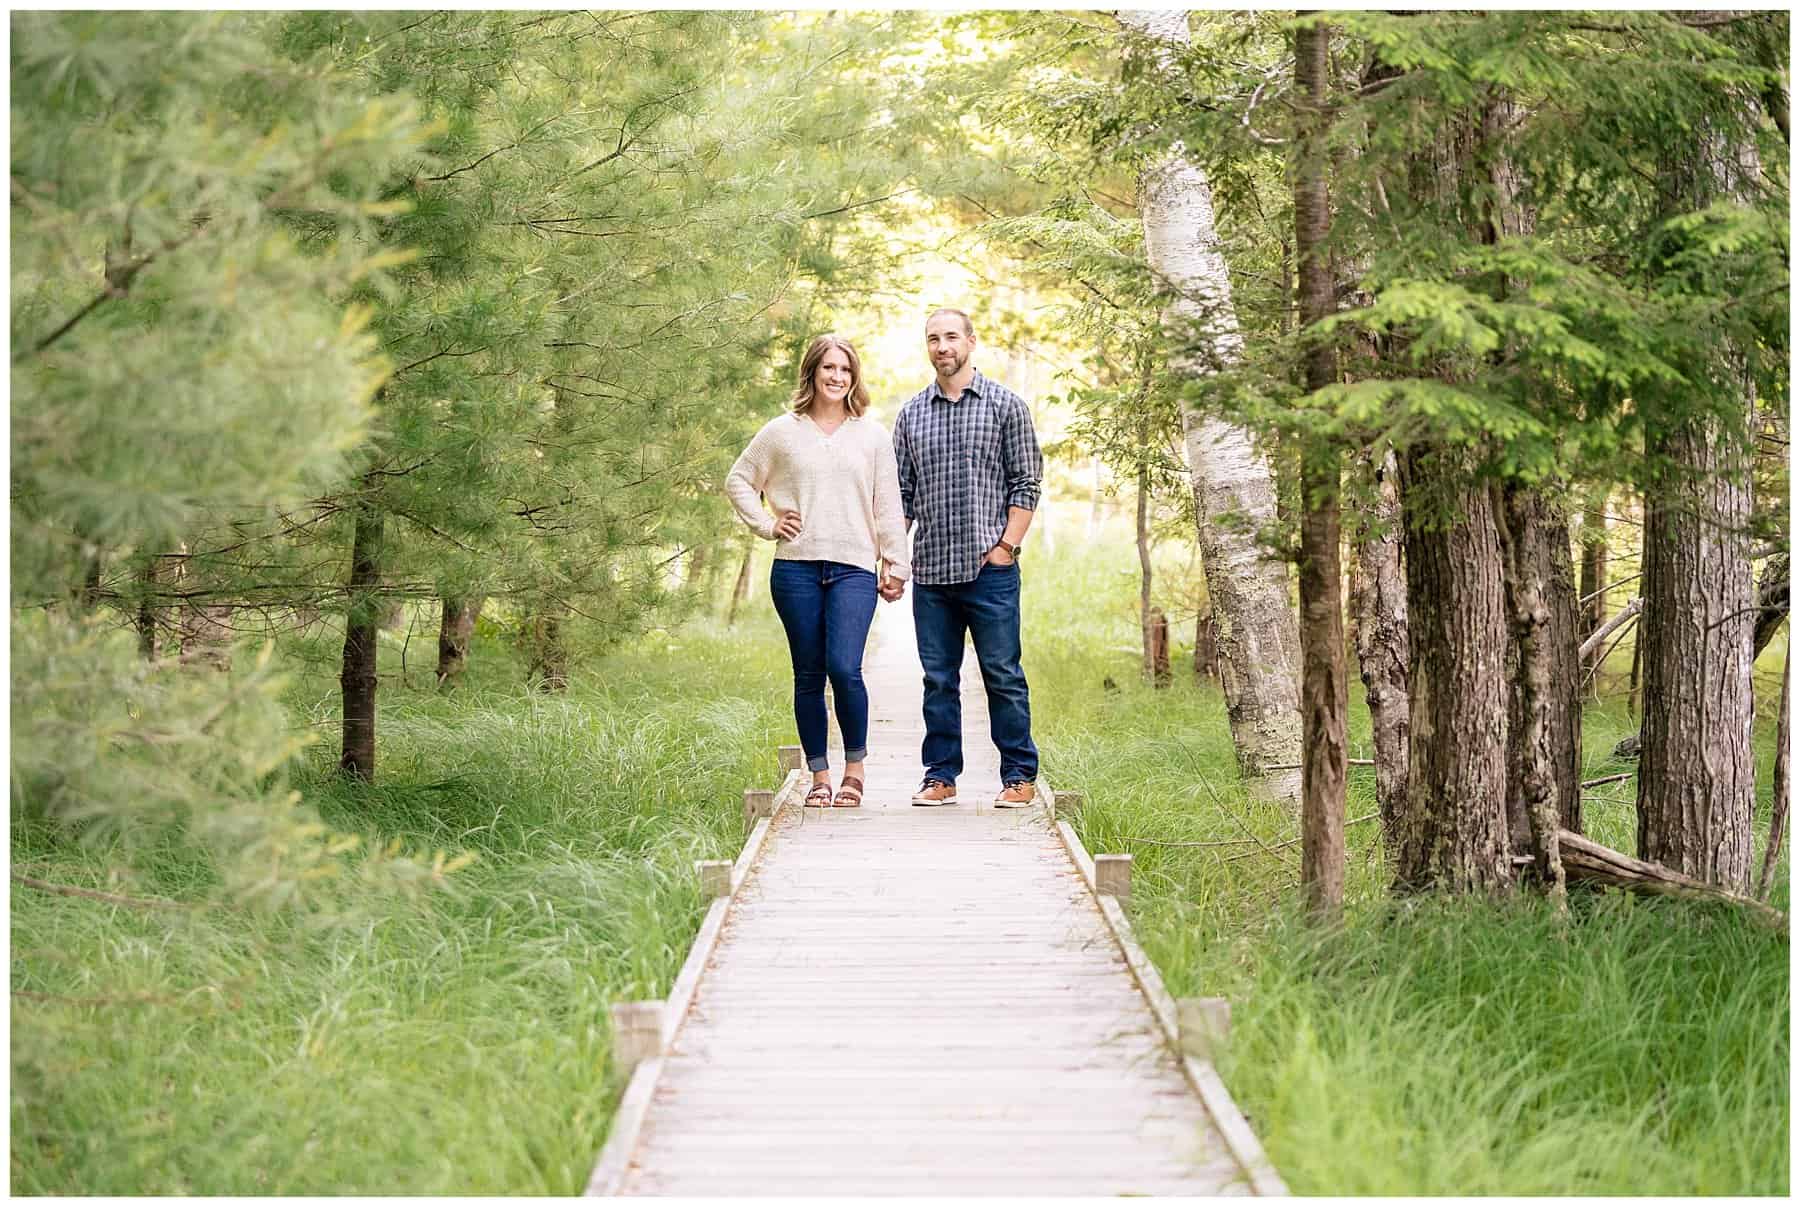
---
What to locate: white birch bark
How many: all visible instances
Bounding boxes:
[1119,9,1302,802]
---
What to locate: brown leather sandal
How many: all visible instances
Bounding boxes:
[833,775,864,808]
[805,780,834,807]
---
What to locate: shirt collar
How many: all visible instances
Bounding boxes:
[927,368,986,405]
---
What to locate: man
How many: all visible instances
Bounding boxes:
[888,308,1043,808]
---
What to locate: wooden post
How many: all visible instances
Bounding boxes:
[610,1000,663,1074]
[776,745,804,776]
[694,859,732,899]
[1177,996,1232,1062]
[1095,853,1133,902]
[1054,790,1085,820]
[743,788,775,825]
[1149,607,1172,687]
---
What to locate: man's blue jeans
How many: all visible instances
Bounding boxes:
[768,559,878,773]
[912,560,1038,786]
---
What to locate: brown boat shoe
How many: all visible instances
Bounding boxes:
[910,779,958,806]
[994,781,1036,809]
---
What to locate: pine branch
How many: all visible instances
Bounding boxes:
[802,188,918,220]
[20,227,200,362]
[427,112,572,183]
[391,345,490,378]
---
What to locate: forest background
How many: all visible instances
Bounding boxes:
[9,8,1790,1195]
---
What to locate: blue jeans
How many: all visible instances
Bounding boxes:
[912,560,1038,786]
[768,559,878,773]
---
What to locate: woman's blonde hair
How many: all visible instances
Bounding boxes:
[789,334,870,417]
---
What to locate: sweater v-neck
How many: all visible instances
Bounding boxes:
[805,412,850,439]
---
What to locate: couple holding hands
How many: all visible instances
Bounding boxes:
[725,308,1043,811]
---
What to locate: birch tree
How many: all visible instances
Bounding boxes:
[1117,8,1303,804]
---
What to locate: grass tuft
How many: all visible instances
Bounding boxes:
[11,613,793,1194]
[1025,527,1789,1196]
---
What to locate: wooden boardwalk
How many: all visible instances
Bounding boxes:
[590,600,1283,1195]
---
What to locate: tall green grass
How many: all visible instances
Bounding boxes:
[11,520,1788,1194]
[11,612,795,1194]
[1023,520,1789,1196]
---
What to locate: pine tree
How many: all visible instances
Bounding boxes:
[11,10,437,892]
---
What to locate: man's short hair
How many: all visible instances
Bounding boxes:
[926,307,975,338]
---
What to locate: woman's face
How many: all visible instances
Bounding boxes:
[814,347,853,406]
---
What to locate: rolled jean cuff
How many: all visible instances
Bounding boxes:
[806,753,830,772]
[843,746,867,764]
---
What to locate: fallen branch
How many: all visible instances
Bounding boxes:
[1547,829,1788,931]
[1224,813,1381,862]
[1580,771,1636,790]
[1266,758,1375,770]
[1192,769,1295,867]
[1579,573,1641,608]
[1579,596,1643,663]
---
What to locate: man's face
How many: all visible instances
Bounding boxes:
[925,315,973,379]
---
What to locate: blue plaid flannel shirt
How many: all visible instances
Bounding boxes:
[892,369,1043,586]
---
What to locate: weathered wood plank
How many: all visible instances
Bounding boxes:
[593,606,1281,1196]
[582,1056,662,1197]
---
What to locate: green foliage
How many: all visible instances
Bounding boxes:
[11,10,429,596]
[9,614,392,908]
[10,12,441,902]
[11,616,794,1194]
[1030,528,1789,1195]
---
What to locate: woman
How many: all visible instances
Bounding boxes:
[725,334,909,808]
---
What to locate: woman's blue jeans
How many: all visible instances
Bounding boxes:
[768,559,878,772]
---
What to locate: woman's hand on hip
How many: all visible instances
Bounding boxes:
[773,510,803,541]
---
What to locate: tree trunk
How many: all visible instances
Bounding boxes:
[1636,410,1757,890]
[178,600,234,670]
[1497,484,1569,902]
[338,498,384,781]
[1353,449,1411,847]
[1294,15,1345,915]
[1120,7,1303,804]
[1137,458,1156,682]
[1578,502,1608,681]
[1635,92,1764,892]
[1148,608,1172,688]
[1394,449,1513,894]
[1502,489,1584,850]
[526,604,570,692]
[1757,644,1789,901]
[1194,610,1221,681]
[1753,550,1789,659]
[726,539,754,626]
[135,557,159,660]
[1627,598,1644,716]
[436,595,484,689]
[1088,456,1105,541]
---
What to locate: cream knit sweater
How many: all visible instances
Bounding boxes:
[725,411,911,580]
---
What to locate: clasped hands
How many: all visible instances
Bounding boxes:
[775,509,906,602]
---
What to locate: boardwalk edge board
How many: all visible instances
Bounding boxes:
[1040,780,1291,1197]
[582,1057,663,1197]
[584,764,803,1196]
